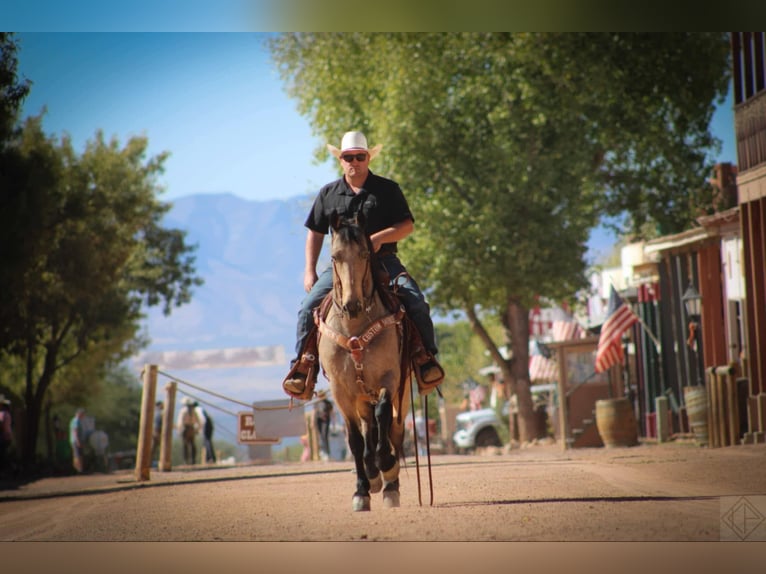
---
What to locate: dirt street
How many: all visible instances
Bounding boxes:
[1,440,765,544]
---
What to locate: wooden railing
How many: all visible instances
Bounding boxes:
[705,364,742,447]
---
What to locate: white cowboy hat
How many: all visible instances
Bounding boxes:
[181,397,193,405]
[327,131,383,160]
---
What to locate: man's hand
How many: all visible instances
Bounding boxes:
[304,269,318,293]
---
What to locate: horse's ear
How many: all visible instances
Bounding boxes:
[355,209,366,229]
[330,210,341,231]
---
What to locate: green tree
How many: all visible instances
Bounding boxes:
[0,32,30,144]
[0,116,202,468]
[269,33,729,442]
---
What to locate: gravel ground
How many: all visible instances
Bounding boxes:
[3,440,765,573]
[2,439,765,543]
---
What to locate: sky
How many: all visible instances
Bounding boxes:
[14,32,737,207]
[15,32,339,203]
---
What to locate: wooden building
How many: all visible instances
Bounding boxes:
[731,31,766,443]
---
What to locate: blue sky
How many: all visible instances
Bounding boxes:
[16,32,338,203]
[15,32,737,208]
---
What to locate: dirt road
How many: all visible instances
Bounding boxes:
[1,440,765,543]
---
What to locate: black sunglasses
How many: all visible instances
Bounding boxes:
[341,153,368,162]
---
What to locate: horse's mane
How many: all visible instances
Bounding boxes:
[334,219,369,249]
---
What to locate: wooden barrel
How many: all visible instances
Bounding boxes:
[683,386,709,446]
[595,398,639,447]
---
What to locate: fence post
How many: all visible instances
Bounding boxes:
[135,364,158,481]
[655,396,669,443]
[726,365,739,446]
[706,367,719,448]
[159,381,177,472]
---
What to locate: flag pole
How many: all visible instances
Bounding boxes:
[608,280,661,353]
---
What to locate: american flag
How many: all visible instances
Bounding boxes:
[595,286,639,373]
[529,354,558,382]
[551,320,585,341]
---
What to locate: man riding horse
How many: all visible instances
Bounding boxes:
[282,131,444,400]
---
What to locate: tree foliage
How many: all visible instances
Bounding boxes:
[0,114,203,467]
[0,33,30,144]
[270,32,730,442]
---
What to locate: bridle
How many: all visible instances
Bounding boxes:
[329,240,375,317]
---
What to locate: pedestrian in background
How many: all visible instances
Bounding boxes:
[152,400,164,465]
[194,402,216,464]
[0,396,13,474]
[88,429,110,473]
[69,408,87,473]
[313,390,334,461]
[176,397,201,465]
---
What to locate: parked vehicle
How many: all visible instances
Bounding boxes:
[453,407,505,452]
[453,384,557,452]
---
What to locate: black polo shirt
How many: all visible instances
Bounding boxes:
[304,171,414,253]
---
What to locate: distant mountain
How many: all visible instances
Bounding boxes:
[141,193,316,354]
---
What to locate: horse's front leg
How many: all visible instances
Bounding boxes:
[375,388,401,508]
[347,422,372,512]
[362,417,383,494]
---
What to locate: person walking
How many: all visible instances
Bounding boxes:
[152,400,164,465]
[313,391,334,461]
[194,402,216,464]
[0,396,13,474]
[282,131,444,400]
[69,408,87,473]
[176,397,201,465]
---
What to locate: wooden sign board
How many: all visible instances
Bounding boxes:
[237,399,306,444]
[237,411,280,445]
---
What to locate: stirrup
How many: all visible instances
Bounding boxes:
[282,353,317,400]
[412,351,444,396]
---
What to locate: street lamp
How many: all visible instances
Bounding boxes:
[682,284,702,324]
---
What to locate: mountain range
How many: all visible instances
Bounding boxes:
[141,192,314,354]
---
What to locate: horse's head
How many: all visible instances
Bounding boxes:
[330,212,373,318]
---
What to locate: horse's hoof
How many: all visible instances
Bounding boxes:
[368,474,383,494]
[382,490,400,508]
[352,495,371,512]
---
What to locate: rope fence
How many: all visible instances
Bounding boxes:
[133,364,325,482]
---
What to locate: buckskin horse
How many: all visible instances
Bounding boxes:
[315,212,412,511]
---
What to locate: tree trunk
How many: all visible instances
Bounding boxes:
[21,343,55,470]
[22,373,44,470]
[503,297,540,444]
[465,302,544,445]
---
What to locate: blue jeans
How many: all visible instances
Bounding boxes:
[293,253,437,361]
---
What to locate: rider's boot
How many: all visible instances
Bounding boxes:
[282,329,318,401]
[412,346,445,396]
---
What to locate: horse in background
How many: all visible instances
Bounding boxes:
[316,213,412,511]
